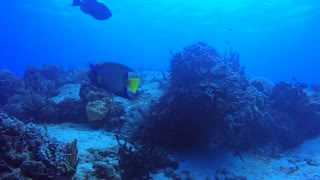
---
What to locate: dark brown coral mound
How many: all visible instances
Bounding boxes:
[147,42,271,148]
[145,42,320,150]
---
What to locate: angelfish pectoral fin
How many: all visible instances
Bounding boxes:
[128,78,140,94]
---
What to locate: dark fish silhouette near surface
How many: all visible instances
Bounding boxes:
[87,62,140,100]
[72,0,112,20]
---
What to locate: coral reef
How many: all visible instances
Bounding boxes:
[250,77,275,96]
[50,84,86,123]
[115,126,178,180]
[4,88,53,121]
[72,71,178,179]
[146,42,320,150]
[0,113,79,179]
[1,44,320,179]
[81,148,121,180]
[1,65,88,123]
[92,161,120,180]
[0,63,130,126]
[24,64,87,90]
[0,70,21,106]
[75,127,177,180]
[269,82,320,149]
[147,42,270,148]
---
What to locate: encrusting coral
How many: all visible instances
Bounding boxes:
[79,81,124,125]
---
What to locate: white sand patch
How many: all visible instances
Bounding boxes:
[45,123,119,178]
[174,137,320,179]
[44,122,320,179]
[50,84,81,104]
[46,123,118,151]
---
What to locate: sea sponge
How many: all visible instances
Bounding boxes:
[86,100,109,121]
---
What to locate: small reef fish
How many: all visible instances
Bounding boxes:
[72,0,112,20]
[228,27,232,31]
[87,62,140,100]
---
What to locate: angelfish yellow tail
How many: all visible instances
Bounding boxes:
[128,78,140,94]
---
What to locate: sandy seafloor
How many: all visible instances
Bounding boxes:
[45,123,320,180]
[40,71,320,179]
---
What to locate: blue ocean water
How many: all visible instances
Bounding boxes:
[1,0,320,83]
[1,1,320,179]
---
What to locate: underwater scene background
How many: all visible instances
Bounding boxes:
[1,0,320,179]
[2,0,320,83]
